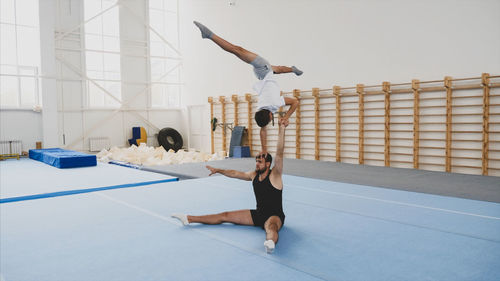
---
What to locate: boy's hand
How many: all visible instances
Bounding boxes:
[256,151,269,159]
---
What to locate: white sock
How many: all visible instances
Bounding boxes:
[171,213,189,226]
[264,240,275,254]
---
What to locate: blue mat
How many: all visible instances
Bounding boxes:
[1,173,499,280]
[29,148,96,168]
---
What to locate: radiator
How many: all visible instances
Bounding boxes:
[0,140,22,155]
[89,137,110,152]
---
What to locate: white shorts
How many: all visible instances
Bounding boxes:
[250,56,272,80]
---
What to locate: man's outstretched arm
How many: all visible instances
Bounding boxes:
[272,119,286,176]
[206,165,255,181]
[260,126,268,153]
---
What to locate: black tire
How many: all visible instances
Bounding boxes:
[157,128,183,152]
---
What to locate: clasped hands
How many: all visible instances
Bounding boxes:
[278,117,289,127]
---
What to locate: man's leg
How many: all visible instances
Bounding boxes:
[179,209,254,225]
[194,21,257,64]
[263,216,283,253]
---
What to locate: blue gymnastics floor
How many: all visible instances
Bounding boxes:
[0,159,177,202]
[1,163,499,280]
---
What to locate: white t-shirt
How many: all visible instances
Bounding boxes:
[253,71,284,113]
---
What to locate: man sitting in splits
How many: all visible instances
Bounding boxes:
[193,21,301,153]
[172,118,289,254]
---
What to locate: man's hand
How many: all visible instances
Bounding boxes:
[206,165,254,181]
[206,165,218,176]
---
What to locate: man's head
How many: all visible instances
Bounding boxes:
[254,109,273,127]
[255,152,272,174]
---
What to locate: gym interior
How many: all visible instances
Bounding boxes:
[1,1,499,280]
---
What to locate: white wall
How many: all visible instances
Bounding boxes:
[187,104,210,152]
[0,109,42,151]
[179,0,500,106]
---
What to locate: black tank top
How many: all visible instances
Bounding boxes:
[252,169,284,215]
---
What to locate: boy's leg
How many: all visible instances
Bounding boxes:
[211,34,258,63]
[194,21,257,63]
[272,65,303,76]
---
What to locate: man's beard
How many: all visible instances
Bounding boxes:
[255,166,267,175]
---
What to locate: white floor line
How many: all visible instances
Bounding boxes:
[96,193,180,226]
[199,178,500,220]
[285,183,500,220]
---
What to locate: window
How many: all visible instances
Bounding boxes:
[84,0,121,107]
[149,0,182,108]
[0,0,41,108]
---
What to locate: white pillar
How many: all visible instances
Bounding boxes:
[39,0,59,148]
[119,0,149,107]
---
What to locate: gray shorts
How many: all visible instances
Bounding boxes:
[250,56,272,80]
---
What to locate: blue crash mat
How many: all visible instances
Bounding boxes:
[29,148,96,169]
